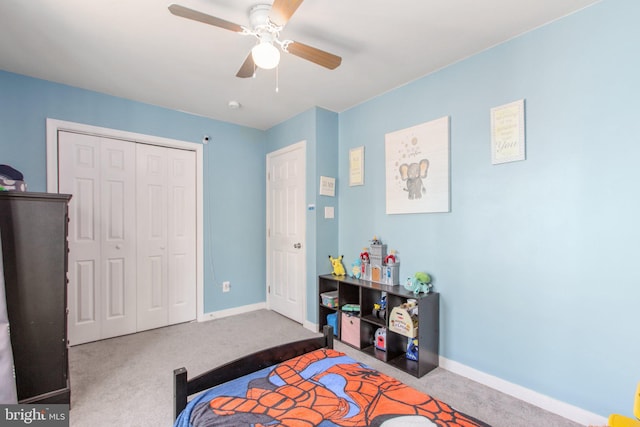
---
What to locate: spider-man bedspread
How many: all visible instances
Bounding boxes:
[174,348,490,427]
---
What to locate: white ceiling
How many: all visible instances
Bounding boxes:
[0,0,600,130]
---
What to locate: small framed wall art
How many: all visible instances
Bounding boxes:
[319,176,336,197]
[491,99,526,164]
[349,146,365,186]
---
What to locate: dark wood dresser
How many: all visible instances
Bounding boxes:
[0,192,71,404]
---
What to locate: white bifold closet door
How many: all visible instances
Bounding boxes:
[59,132,196,345]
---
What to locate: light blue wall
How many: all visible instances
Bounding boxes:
[0,70,266,313]
[1,0,635,417]
[266,107,339,324]
[338,0,638,417]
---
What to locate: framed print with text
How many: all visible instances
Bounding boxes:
[349,146,364,186]
[491,99,526,164]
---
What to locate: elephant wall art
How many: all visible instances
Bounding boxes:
[399,159,429,200]
[385,116,450,214]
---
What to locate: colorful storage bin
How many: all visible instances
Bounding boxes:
[320,290,339,308]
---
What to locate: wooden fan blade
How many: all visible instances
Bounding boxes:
[168,4,243,33]
[287,41,342,70]
[269,0,304,27]
[236,53,255,78]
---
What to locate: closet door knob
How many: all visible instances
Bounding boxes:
[293,243,302,249]
[116,244,122,250]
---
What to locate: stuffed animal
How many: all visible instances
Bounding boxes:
[329,255,346,276]
[404,272,433,295]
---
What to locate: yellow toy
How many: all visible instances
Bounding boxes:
[329,255,346,276]
[609,382,640,427]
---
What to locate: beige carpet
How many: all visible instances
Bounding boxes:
[68,309,582,427]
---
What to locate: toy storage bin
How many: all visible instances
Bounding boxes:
[389,305,418,338]
[341,313,361,348]
[320,290,339,308]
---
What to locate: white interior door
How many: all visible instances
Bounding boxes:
[266,142,306,323]
[59,132,137,345]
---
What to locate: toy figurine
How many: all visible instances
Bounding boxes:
[374,328,387,351]
[404,272,433,295]
[406,338,418,360]
[329,255,346,276]
[384,250,397,265]
[372,294,387,320]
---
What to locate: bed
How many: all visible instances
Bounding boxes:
[173,326,490,427]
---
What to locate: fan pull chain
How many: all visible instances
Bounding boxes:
[275,66,279,93]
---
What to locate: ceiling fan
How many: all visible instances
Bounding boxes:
[168,0,342,78]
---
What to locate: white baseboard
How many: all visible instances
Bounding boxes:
[439,356,607,426]
[198,302,267,322]
[303,320,318,332]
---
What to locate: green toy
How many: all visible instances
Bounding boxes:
[404,272,433,295]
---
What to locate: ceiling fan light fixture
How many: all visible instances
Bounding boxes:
[251,41,280,70]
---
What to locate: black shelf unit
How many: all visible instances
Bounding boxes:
[318,274,439,378]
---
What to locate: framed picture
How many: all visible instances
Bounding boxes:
[319,176,335,197]
[349,146,364,186]
[385,116,450,214]
[491,99,526,164]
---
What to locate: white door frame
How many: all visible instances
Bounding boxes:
[265,140,306,323]
[46,118,205,322]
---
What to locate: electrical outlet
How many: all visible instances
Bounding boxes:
[222,281,230,292]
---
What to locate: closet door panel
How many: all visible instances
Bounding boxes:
[167,149,196,324]
[59,132,102,345]
[100,138,137,339]
[136,144,169,331]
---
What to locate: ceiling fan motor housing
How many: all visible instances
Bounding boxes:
[249,4,272,31]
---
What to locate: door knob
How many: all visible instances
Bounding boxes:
[116,244,122,250]
[294,243,302,249]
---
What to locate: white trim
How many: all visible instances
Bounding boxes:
[45,118,205,323]
[199,302,267,322]
[439,356,608,426]
[265,141,307,324]
[303,320,318,333]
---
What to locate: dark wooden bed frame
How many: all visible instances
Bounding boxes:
[173,325,334,420]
